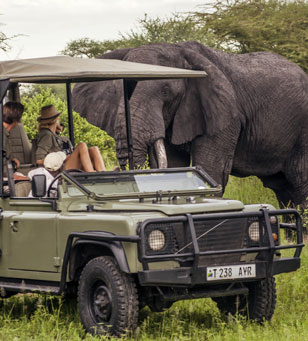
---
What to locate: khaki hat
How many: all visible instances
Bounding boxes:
[44,151,66,171]
[37,105,61,122]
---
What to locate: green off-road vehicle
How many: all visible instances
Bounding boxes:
[0,56,304,337]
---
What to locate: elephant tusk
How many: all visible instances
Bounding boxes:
[154,138,168,168]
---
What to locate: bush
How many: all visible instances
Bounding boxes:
[21,87,118,170]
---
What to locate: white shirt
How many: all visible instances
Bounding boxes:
[28,167,58,198]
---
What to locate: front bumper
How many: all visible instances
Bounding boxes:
[138,257,300,286]
[137,208,304,286]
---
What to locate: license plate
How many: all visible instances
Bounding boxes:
[206,264,256,281]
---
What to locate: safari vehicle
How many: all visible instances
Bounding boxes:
[0,56,304,337]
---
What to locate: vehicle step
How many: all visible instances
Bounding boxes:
[0,280,60,294]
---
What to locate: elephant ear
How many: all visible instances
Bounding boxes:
[171,49,240,145]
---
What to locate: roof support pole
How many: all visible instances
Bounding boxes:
[123,79,134,170]
[0,80,10,197]
[0,102,3,197]
[66,82,75,146]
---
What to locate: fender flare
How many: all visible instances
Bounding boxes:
[69,239,130,280]
[59,231,139,294]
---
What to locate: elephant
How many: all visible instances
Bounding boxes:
[72,41,308,207]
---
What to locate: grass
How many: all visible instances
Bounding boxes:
[0,176,306,340]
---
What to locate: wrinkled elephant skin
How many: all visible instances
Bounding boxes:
[72,42,308,207]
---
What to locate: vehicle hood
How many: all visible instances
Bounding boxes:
[63,197,244,215]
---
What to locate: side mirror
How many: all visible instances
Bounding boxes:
[32,174,46,197]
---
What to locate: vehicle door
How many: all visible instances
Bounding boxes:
[0,197,59,273]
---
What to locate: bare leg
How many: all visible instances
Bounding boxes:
[65,143,95,172]
[89,146,106,171]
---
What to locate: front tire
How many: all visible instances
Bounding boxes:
[78,256,139,337]
[214,277,277,322]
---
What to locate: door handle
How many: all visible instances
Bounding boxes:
[10,221,19,232]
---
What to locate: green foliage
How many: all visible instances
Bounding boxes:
[0,20,11,53]
[194,0,308,72]
[0,16,22,54]
[61,37,109,59]
[224,175,279,208]
[62,0,308,74]
[61,14,218,58]
[21,84,67,101]
[21,87,118,170]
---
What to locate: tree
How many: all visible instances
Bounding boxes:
[61,1,308,73]
[0,22,12,53]
[193,0,308,72]
[61,14,218,58]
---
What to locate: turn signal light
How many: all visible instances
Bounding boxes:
[272,233,278,241]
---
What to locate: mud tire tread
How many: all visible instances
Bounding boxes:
[78,256,138,337]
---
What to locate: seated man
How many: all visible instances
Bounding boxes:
[28,151,66,198]
[3,101,28,180]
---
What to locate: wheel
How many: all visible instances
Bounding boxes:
[214,277,277,322]
[78,256,139,337]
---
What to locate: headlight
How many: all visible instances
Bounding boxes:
[148,230,166,251]
[248,222,261,242]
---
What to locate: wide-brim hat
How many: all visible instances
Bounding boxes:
[44,151,66,171]
[37,105,61,122]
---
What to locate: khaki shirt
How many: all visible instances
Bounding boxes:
[3,128,11,159]
[3,127,11,175]
[35,128,64,161]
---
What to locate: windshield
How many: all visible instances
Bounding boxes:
[65,169,215,198]
[134,171,210,192]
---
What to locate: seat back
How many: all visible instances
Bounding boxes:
[8,123,32,164]
[15,181,32,197]
[31,138,38,164]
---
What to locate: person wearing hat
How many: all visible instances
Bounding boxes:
[28,151,66,197]
[35,104,106,172]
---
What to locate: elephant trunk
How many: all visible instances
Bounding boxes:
[154,138,168,168]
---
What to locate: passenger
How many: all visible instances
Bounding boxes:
[28,151,66,197]
[3,101,28,180]
[35,105,106,172]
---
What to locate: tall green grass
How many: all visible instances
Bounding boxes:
[224,176,279,208]
[0,176,305,340]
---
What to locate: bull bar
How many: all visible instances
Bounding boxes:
[137,208,304,286]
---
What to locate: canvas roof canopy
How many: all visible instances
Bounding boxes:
[0,55,206,83]
[0,55,207,177]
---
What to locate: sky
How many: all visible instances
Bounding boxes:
[1,0,205,60]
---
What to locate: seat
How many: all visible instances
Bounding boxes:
[8,123,36,175]
[8,123,32,163]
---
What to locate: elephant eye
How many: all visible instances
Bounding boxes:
[161,85,170,97]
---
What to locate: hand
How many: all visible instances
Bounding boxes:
[56,122,64,135]
[11,158,20,169]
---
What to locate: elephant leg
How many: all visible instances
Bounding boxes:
[282,139,308,206]
[261,139,308,207]
[259,173,295,208]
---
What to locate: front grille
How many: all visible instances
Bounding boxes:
[143,217,249,265]
[194,218,247,266]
